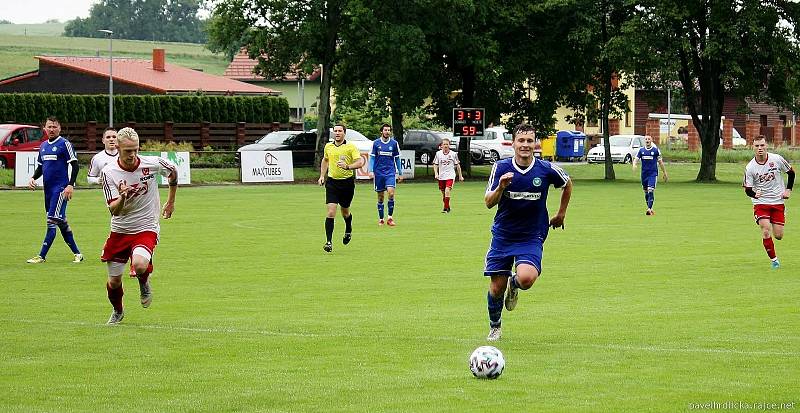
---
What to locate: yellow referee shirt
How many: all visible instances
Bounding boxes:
[324,141,362,179]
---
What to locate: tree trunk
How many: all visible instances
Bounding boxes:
[314,61,334,169]
[600,2,615,180]
[693,74,723,182]
[390,101,404,147]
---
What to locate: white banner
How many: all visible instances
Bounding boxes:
[659,119,676,133]
[241,151,294,182]
[141,151,191,185]
[14,152,43,187]
[356,150,415,180]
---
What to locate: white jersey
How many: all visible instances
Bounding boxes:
[743,153,792,205]
[100,156,177,234]
[88,150,118,183]
[433,150,459,180]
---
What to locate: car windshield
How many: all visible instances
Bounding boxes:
[609,136,632,146]
[256,131,297,144]
[0,127,12,139]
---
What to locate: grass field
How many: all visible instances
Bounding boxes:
[1,163,798,412]
[0,32,227,80]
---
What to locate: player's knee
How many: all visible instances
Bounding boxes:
[107,276,122,288]
[761,228,772,239]
[774,232,783,240]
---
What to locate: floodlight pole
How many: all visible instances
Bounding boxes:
[99,29,114,128]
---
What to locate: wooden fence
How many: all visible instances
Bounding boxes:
[60,121,305,151]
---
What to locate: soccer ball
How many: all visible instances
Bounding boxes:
[469,346,505,379]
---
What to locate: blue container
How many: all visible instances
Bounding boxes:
[555,130,586,161]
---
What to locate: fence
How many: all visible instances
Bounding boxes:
[59,121,305,151]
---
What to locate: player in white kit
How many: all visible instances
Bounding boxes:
[87,127,118,184]
[432,138,464,213]
[100,127,177,324]
[742,135,794,269]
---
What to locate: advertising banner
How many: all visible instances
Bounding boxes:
[240,151,295,182]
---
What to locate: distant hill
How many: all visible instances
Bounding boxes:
[0,26,229,80]
[0,23,66,36]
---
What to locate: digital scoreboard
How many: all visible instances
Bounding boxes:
[452,108,485,137]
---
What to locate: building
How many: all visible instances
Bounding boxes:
[0,49,279,96]
[223,50,321,120]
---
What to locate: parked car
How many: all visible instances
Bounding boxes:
[236,130,317,165]
[403,129,457,164]
[469,142,493,164]
[0,124,46,169]
[586,134,645,164]
[467,126,514,163]
[313,128,373,152]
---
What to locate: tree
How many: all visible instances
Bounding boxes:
[207,0,349,167]
[64,0,207,43]
[335,0,436,145]
[626,0,800,182]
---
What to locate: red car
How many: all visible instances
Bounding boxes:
[0,124,46,169]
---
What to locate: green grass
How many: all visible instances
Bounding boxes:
[1,163,798,411]
[0,33,228,80]
[0,23,66,36]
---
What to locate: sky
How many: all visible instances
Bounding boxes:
[1,0,96,24]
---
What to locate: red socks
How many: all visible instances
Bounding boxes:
[763,237,776,259]
[106,282,124,313]
[444,197,450,209]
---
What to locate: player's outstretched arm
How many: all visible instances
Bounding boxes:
[550,179,573,229]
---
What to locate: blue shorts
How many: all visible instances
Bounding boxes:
[641,174,657,190]
[374,174,396,192]
[484,237,543,277]
[44,187,69,223]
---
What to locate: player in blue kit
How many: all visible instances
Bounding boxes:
[632,135,668,215]
[483,123,573,341]
[368,123,403,226]
[26,117,83,264]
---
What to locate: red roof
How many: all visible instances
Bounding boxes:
[223,50,321,82]
[35,55,280,95]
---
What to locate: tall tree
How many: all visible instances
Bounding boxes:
[207,0,348,167]
[335,0,435,145]
[626,0,800,182]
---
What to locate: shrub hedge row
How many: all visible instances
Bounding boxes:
[0,93,290,125]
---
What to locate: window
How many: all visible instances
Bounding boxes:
[625,111,631,127]
[26,128,43,142]
[760,115,768,127]
[779,115,787,126]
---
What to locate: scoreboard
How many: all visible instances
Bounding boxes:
[452,108,485,137]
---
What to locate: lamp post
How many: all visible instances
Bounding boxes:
[98,29,114,127]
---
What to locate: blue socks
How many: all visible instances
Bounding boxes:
[487,291,503,328]
[57,222,80,254]
[39,223,57,258]
[645,191,654,209]
[388,199,395,216]
[377,202,384,219]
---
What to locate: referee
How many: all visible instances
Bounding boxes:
[318,124,365,252]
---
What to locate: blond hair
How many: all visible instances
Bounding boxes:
[117,127,139,144]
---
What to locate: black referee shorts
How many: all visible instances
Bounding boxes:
[325,177,356,208]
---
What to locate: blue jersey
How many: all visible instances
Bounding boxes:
[636,145,661,176]
[370,138,401,176]
[486,158,570,242]
[37,136,77,190]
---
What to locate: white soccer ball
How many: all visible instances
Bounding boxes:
[469,346,505,379]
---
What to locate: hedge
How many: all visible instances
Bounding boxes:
[0,93,290,125]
